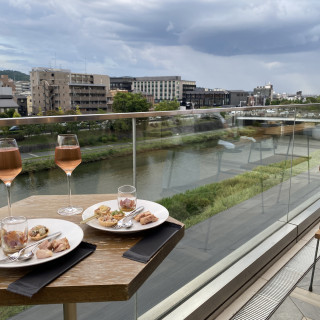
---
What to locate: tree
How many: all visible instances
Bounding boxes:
[6,109,15,117]
[111,92,150,133]
[154,99,180,111]
[57,107,64,115]
[13,110,21,117]
[112,92,151,113]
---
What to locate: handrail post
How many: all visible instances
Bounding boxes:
[132,118,136,188]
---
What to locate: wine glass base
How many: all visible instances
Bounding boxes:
[57,206,83,216]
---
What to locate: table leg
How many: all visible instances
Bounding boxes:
[63,303,77,320]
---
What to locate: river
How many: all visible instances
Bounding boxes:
[1,140,232,211]
[1,135,301,213]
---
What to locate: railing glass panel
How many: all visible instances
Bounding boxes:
[0,105,319,319]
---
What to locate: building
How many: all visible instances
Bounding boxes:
[0,75,15,93]
[14,81,31,95]
[253,83,273,105]
[0,87,19,114]
[16,95,28,117]
[30,68,110,114]
[184,88,230,108]
[228,90,249,107]
[110,77,134,91]
[132,76,196,102]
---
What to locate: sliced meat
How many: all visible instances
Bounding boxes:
[134,211,151,222]
[52,237,70,253]
[38,239,53,250]
[36,249,53,259]
[140,214,158,225]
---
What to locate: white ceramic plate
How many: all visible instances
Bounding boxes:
[0,218,84,268]
[82,199,169,233]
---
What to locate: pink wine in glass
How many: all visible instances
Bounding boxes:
[55,146,81,174]
[0,147,22,184]
[55,134,83,216]
[0,138,22,218]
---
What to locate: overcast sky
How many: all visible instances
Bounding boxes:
[1,0,320,94]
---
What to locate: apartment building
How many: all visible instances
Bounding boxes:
[14,81,31,95]
[30,68,110,114]
[253,83,273,105]
[132,76,196,102]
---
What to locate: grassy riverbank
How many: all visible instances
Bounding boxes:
[158,156,311,228]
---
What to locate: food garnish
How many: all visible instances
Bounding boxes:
[111,210,125,220]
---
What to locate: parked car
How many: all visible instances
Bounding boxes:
[9,126,20,131]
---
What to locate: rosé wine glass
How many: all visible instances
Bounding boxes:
[55,134,83,216]
[0,138,22,218]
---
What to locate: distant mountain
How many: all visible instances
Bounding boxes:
[0,70,30,81]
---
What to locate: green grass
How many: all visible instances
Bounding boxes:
[158,156,310,228]
[0,306,32,320]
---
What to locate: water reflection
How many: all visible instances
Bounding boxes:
[1,142,222,208]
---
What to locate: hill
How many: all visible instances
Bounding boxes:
[0,70,30,81]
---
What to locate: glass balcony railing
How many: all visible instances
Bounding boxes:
[1,103,320,319]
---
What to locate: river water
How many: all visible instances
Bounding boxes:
[1,140,231,210]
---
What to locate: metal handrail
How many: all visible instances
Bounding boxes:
[0,103,319,126]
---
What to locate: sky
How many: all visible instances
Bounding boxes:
[1,0,320,94]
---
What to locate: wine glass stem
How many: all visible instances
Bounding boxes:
[5,182,12,217]
[67,172,72,208]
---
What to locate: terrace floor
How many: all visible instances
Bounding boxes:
[217,223,320,320]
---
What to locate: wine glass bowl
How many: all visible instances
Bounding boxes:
[55,134,83,216]
[0,138,22,217]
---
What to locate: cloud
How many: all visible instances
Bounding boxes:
[166,22,174,32]
[1,0,320,93]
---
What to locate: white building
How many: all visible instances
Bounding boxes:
[132,76,196,102]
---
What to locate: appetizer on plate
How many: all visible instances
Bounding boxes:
[135,211,158,225]
[28,225,49,241]
[98,216,118,227]
[110,210,125,221]
[36,237,70,259]
[94,205,111,216]
[2,230,28,254]
[119,198,136,212]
